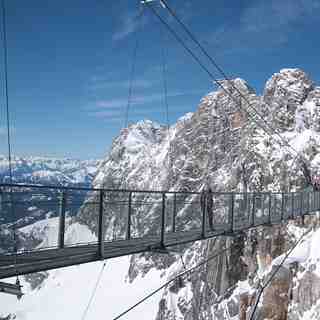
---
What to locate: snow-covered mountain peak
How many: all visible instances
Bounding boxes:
[264,68,314,104]
[262,68,314,131]
[124,119,166,150]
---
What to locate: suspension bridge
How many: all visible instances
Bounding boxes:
[0,3,319,316]
[0,183,319,280]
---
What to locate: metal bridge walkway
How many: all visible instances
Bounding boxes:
[0,184,319,279]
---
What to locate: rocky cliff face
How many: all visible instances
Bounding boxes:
[2,68,317,319]
[76,68,320,319]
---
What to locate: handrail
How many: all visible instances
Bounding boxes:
[0,184,320,279]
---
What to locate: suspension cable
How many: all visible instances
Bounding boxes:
[145,1,307,170]
[159,0,300,154]
[112,245,236,320]
[249,226,313,320]
[124,6,144,129]
[1,0,12,184]
[81,261,106,320]
[160,25,169,132]
[1,0,19,283]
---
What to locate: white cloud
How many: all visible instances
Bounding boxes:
[112,9,147,42]
[209,0,320,53]
[0,126,15,136]
[87,90,204,121]
[89,79,154,91]
[94,90,203,110]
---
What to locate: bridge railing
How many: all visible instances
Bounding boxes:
[1,184,320,257]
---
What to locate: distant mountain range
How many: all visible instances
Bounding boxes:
[0,156,100,186]
[0,157,100,226]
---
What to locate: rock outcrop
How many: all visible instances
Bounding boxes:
[76,68,320,319]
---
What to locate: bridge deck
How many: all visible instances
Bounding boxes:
[0,184,319,279]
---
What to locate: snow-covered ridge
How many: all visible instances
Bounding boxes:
[0,156,100,185]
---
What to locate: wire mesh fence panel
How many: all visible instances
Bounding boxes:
[309,192,315,213]
[292,193,300,219]
[1,186,61,224]
[233,193,250,229]
[253,193,263,224]
[174,193,201,233]
[0,187,14,253]
[66,189,92,216]
[185,193,202,232]
[0,186,66,253]
[65,201,99,246]
[282,193,292,220]
[211,193,230,230]
[164,193,176,233]
[262,193,271,224]
[302,192,309,215]
[316,192,320,212]
[103,191,129,242]
[15,200,60,251]
[270,193,282,223]
[130,192,162,239]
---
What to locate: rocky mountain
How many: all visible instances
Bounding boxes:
[2,68,320,320]
[0,156,99,186]
[78,68,320,319]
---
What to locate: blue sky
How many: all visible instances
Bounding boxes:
[1,0,320,159]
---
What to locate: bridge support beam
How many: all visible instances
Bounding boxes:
[160,193,166,248]
[201,196,206,239]
[281,192,284,221]
[291,192,295,220]
[267,193,272,226]
[58,192,67,249]
[98,191,105,259]
[227,193,234,235]
[126,192,132,240]
[172,193,177,233]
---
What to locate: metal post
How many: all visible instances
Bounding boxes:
[251,193,255,227]
[201,193,206,238]
[172,193,176,233]
[268,193,272,225]
[160,193,166,248]
[126,192,132,240]
[58,191,67,249]
[307,192,310,215]
[228,193,234,233]
[281,192,284,222]
[97,190,105,259]
[291,192,294,220]
[300,192,303,217]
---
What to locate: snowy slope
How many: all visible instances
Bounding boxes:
[0,257,163,320]
[0,219,164,320]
